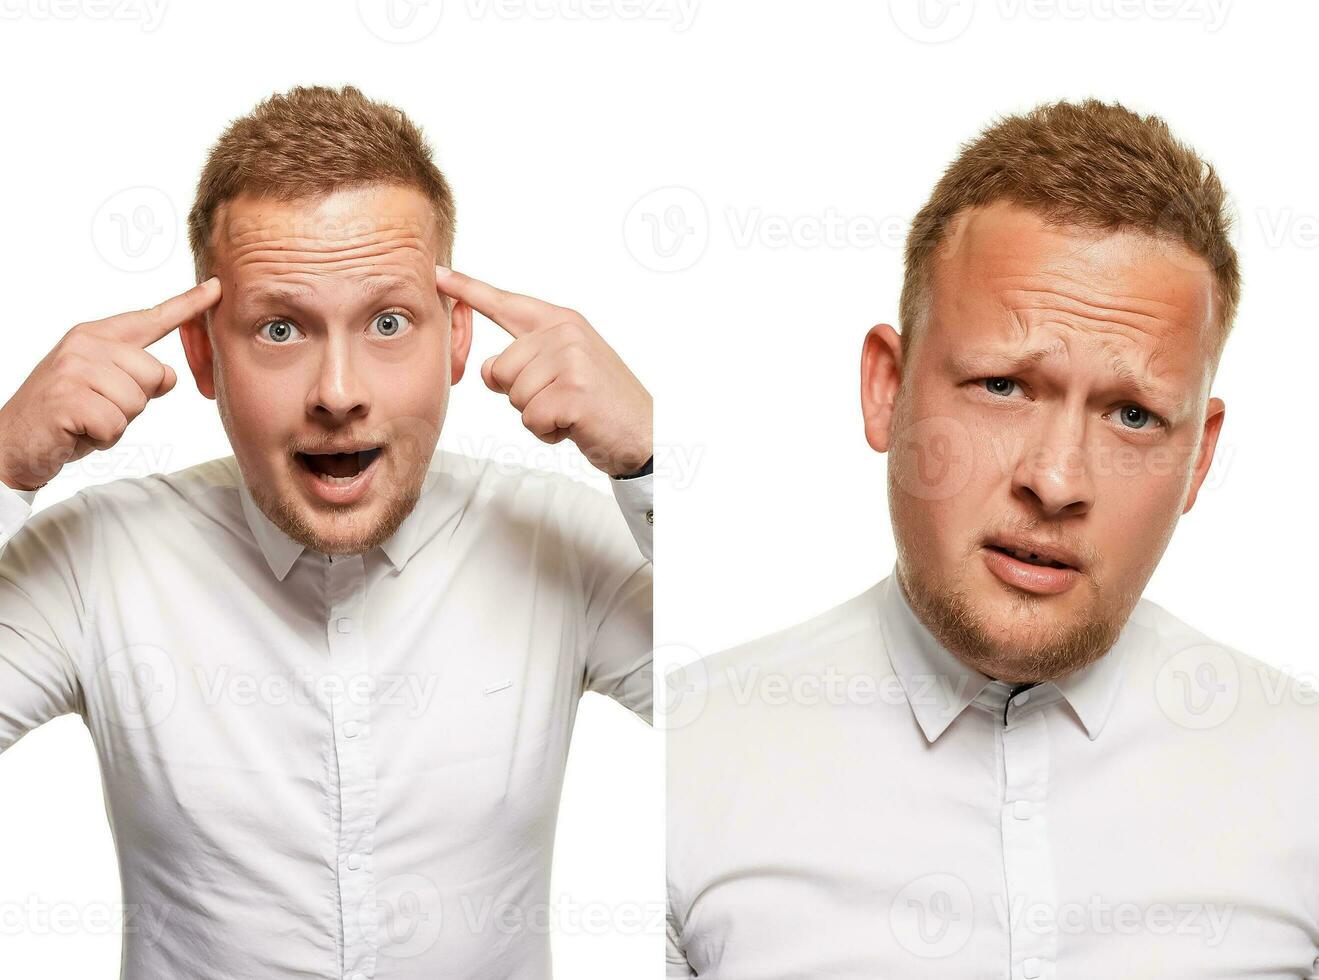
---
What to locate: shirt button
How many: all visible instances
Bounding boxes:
[343,721,361,738]
[336,618,354,634]
[347,853,363,871]
[1012,800,1032,820]
[1023,957,1043,978]
[645,509,653,526]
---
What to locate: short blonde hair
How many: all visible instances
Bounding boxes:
[187,84,456,280]
[900,99,1240,358]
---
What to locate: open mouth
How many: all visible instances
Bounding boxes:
[295,447,383,485]
[985,544,1074,571]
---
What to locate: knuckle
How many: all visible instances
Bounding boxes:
[58,328,92,354]
[53,349,88,378]
[555,316,587,339]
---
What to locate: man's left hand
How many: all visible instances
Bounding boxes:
[435,266,652,477]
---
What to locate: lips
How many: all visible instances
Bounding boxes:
[291,445,386,507]
[981,535,1084,596]
[986,543,1076,567]
[983,537,1081,571]
[296,447,383,482]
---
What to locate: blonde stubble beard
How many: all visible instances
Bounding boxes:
[214,372,429,558]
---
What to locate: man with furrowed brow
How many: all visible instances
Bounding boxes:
[0,85,652,979]
[666,100,1319,979]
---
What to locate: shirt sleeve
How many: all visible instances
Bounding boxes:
[0,483,38,552]
[609,471,653,562]
[579,483,653,724]
[0,486,93,755]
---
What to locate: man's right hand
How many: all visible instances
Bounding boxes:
[0,277,221,493]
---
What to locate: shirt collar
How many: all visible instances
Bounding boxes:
[879,572,993,742]
[237,469,430,582]
[1050,629,1131,741]
[879,567,1130,743]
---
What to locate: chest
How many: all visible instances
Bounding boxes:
[675,705,1319,979]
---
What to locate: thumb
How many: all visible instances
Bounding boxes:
[157,363,179,397]
[481,355,501,393]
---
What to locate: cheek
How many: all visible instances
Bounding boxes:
[377,344,450,422]
[213,342,312,454]
[1090,448,1186,567]
[889,382,1004,528]
[371,339,452,475]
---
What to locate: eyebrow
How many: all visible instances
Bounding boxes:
[946,345,1177,413]
[235,274,428,312]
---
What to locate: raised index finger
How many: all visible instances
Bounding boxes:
[434,266,552,338]
[97,276,223,348]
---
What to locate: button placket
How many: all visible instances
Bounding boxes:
[326,554,378,980]
[1000,706,1057,979]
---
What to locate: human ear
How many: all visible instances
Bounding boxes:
[449,299,473,385]
[1182,396,1225,514]
[861,323,904,453]
[180,309,217,400]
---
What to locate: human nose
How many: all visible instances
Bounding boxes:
[306,333,370,423]
[1010,407,1095,518]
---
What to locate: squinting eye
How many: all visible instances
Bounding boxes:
[984,377,1017,396]
[1118,404,1151,429]
[372,312,411,337]
[261,319,301,343]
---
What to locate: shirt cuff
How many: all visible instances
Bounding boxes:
[609,472,653,561]
[0,482,36,551]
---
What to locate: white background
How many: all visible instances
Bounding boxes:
[1,1,1316,978]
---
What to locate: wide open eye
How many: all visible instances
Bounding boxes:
[983,377,1018,397]
[371,311,412,338]
[260,319,302,343]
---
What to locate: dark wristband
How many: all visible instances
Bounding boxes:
[612,455,654,480]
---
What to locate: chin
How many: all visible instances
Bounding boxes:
[255,476,421,558]
[902,558,1120,684]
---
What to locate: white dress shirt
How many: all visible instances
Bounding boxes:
[0,449,652,980]
[666,570,1319,978]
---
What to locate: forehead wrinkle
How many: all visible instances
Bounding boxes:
[1098,339,1165,390]
[231,241,433,301]
[230,234,432,269]
[224,209,433,245]
[996,278,1180,336]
